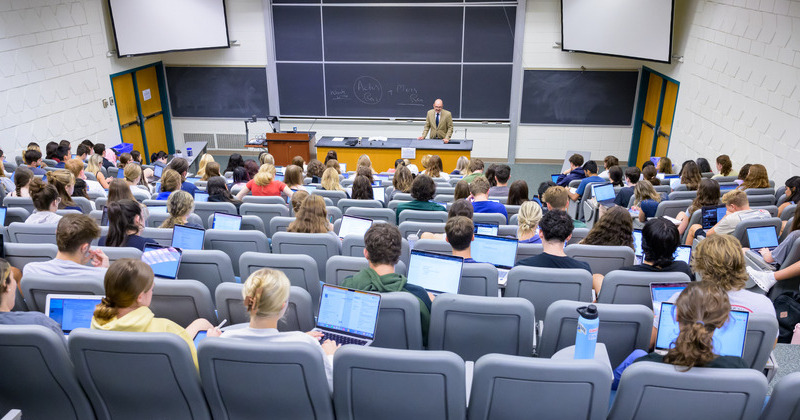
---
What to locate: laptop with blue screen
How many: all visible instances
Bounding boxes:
[701,205,727,229]
[650,282,689,314]
[470,234,518,285]
[747,226,778,251]
[656,302,748,357]
[153,164,164,179]
[142,244,182,279]
[212,212,242,230]
[171,224,205,250]
[311,284,381,346]
[591,183,616,207]
[406,250,463,295]
[194,192,209,202]
[0,206,7,226]
[46,294,104,336]
[474,223,499,236]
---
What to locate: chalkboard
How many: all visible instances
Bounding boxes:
[276,63,325,116]
[520,70,639,125]
[462,65,513,119]
[166,67,270,119]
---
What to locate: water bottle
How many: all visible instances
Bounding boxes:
[575,305,599,359]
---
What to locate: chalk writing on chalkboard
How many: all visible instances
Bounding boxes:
[388,84,425,107]
[354,76,382,105]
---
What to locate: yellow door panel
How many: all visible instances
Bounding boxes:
[120,124,143,152]
[143,114,168,157]
[642,74,663,126]
[637,125,655,168]
[659,81,679,137]
[112,73,138,126]
[655,134,670,157]
[136,67,163,118]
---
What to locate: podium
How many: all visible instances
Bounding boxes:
[260,132,316,166]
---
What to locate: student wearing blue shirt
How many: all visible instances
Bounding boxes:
[632,180,663,223]
[470,176,508,222]
[445,216,477,263]
[556,153,586,187]
[167,157,197,197]
[568,160,603,202]
[23,149,47,176]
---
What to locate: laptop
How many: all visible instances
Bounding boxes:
[142,244,183,279]
[211,212,242,230]
[406,250,463,295]
[339,163,347,173]
[153,181,161,194]
[274,172,284,182]
[655,302,749,357]
[720,184,737,192]
[470,234,519,285]
[747,226,779,251]
[46,294,104,336]
[673,245,692,264]
[650,281,689,314]
[305,185,317,194]
[338,215,373,239]
[185,177,202,185]
[551,174,560,183]
[591,183,616,207]
[153,164,164,179]
[148,205,168,214]
[632,229,643,264]
[0,206,7,226]
[372,186,386,202]
[474,223,499,236]
[171,224,205,250]
[701,205,727,229]
[194,192,209,202]
[312,284,381,346]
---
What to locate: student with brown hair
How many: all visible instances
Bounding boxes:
[445,216,476,262]
[283,164,306,192]
[737,163,770,190]
[542,186,586,228]
[580,206,635,249]
[351,175,374,200]
[288,195,333,234]
[390,165,413,201]
[676,178,721,235]
[395,175,445,223]
[0,257,62,334]
[23,214,109,278]
[470,176,508,222]
[26,177,62,224]
[642,165,661,186]
[99,199,156,251]
[155,169,182,200]
[461,158,485,184]
[713,154,734,178]
[160,191,202,229]
[47,169,80,211]
[306,159,325,183]
[507,180,529,205]
[556,153,586,187]
[7,166,33,198]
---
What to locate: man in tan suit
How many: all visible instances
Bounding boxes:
[418,99,453,143]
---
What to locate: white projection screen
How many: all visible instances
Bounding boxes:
[109,0,230,57]
[561,0,674,63]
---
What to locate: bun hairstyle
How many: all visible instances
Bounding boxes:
[290,190,309,214]
[242,268,290,317]
[46,169,76,208]
[28,177,59,211]
[663,281,731,369]
[93,259,154,323]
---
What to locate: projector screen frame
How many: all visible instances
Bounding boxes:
[107,0,232,58]
[559,0,674,64]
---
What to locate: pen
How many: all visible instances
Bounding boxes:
[216,319,228,329]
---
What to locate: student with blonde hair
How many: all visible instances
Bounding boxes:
[47,169,80,211]
[92,259,219,367]
[155,169,182,200]
[235,164,293,199]
[288,195,333,233]
[124,163,150,195]
[631,180,662,223]
[452,156,469,175]
[159,190,202,229]
[326,159,342,174]
[195,154,215,179]
[258,152,275,166]
[320,167,348,197]
[356,154,377,175]
[221,268,339,390]
[86,153,109,189]
[517,200,543,244]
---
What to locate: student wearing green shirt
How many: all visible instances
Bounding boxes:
[460,158,485,184]
[395,174,446,223]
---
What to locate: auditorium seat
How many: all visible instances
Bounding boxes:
[144,212,204,228]
[372,292,423,350]
[239,203,290,237]
[94,246,142,264]
[21,274,104,312]
[214,283,249,325]
[7,222,57,244]
[597,270,691,308]
[341,235,411,267]
[472,212,506,226]
[459,263,499,297]
[398,209,448,224]
[732,217,782,247]
[653,199,693,219]
[278,286,315,333]
[204,229,269,277]
[272,232,341,282]
[241,195,287,205]
[742,313,779,371]
[760,372,800,420]
[344,207,397,225]
[149,279,218,327]
[564,244,635,275]
[194,202,238,228]
[176,250,236,299]
[337,199,383,214]
[505,267,593,323]
[238,252,322,312]
[325,255,407,285]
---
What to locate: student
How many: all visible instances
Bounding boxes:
[515,210,591,273]
[517,200,543,244]
[289,190,309,215]
[66,158,105,198]
[195,154,215,180]
[93,143,115,170]
[75,143,91,162]
[580,206,635,249]
[99,200,157,251]
[23,149,47,176]
[199,162,221,182]
[107,178,137,204]
[353,166,374,184]
[324,150,338,165]
[325,159,342,174]
[420,199,473,241]
[656,156,673,175]
[283,165,306,192]
[44,141,58,161]
[91,259,219,367]
[679,160,702,190]
[505,180,529,206]
[696,157,713,174]
[713,155,734,178]
[443,216,476,262]
[287,195,334,234]
[23,214,109,278]
[425,155,449,181]
[685,190,771,244]
[395,175,446,223]
[319,167,348,197]
[556,153,586,187]
[355,154,378,175]
[159,191,203,229]
[453,179,470,201]
[224,153,245,174]
[598,155,619,180]
[469,177,508,222]
[221,268,339,392]
[487,164,510,197]
[7,166,33,198]
[568,160,602,201]
[642,165,661,186]
[734,163,751,186]
[291,155,305,169]
[258,152,275,166]
[614,167,641,207]
[0,156,15,194]
[631,180,662,223]
[0,257,62,335]
[675,178,721,235]
[351,175,374,200]
[86,154,109,189]
[341,223,432,345]
[778,176,800,217]
[390,165,413,201]
[306,159,325,183]
[130,150,143,165]
[542,186,587,228]
[236,164,293,200]
[26,178,62,224]
[47,170,81,211]
[452,156,469,175]
[608,166,624,187]
[207,176,242,211]
[124,163,150,195]
[737,163,769,190]
[167,157,197,197]
[156,169,182,200]
[461,158,485,184]
[232,167,250,188]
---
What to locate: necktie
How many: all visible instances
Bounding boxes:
[436,113,440,127]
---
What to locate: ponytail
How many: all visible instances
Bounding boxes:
[93,296,119,323]
[93,259,153,323]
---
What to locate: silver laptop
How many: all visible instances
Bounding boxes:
[470,234,518,286]
[406,250,463,295]
[649,281,689,314]
[46,294,104,336]
[211,212,242,230]
[655,302,749,357]
[338,215,373,239]
[312,284,381,346]
[591,183,616,207]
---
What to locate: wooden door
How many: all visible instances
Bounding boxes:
[135,66,169,160]
[629,68,680,168]
[111,73,144,152]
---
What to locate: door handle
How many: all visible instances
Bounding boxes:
[142,110,163,123]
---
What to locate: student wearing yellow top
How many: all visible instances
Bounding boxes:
[91,259,220,367]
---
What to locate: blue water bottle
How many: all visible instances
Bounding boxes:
[575,305,599,360]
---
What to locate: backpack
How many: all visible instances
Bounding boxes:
[773,291,800,343]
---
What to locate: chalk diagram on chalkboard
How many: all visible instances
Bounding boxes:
[354,76,382,105]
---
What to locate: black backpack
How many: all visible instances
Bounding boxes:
[773,291,800,343]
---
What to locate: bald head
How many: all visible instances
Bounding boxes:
[434,99,443,112]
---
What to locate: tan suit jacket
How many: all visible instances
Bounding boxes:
[421,109,453,139]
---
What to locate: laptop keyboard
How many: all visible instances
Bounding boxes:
[320,331,368,346]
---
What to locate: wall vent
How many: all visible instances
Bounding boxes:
[215,133,247,149]
[183,133,215,148]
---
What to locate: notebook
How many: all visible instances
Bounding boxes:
[312,284,381,346]
[470,234,519,285]
[747,226,779,251]
[171,224,205,250]
[211,212,242,230]
[673,245,692,264]
[650,282,689,314]
[592,183,616,207]
[372,186,386,202]
[338,215,373,239]
[142,244,182,279]
[406,250,463,295]
[655,302,749,357]
[701,205,727,229]
[194,192,209,202]
[474,223,499,236]
[46,294,104,336]
[153,164,164,179]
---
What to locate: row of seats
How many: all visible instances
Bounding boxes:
[1,323,793,420]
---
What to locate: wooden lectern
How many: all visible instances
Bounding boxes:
[264,132,314,166]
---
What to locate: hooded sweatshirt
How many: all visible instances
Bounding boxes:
[91,306,197,367]
[341,267,432,346]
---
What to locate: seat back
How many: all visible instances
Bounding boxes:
[539,300,653,366]
[505,267,593,322]
[326,255,407,285]
[272,232,341,281]
[312,190,347,206]
[608,361,767,420]
[515,243,544,263]
[239,203,290,236]
[338,199,383,214]
[668,190,697,200]
[733,217,782,247]
[0,325,96,420]
[654,199,693,218]
[597,270,691,308]
[398,221,446,238]
[94,246,142,264]
[238,252,322,312]
[268,216,295,236]
[278,286,316,333]
[742,313,779,371]
[398,210,448,224]
[203,230,269,277]
[3,197,34,214]
[746,187,776,196]
[3,242,57,269]
[214,283,250,325]
[372,292,423,350]
[71,196,94,213]
[760,371,800,420]
[753,205,779,217]
[241,195,286,205]
[150,279,218,327]
[459,263,499,297]
[472,212,507,225]
[344,207,397,225]
[176,250,236,298]
[468,354,611,420]
[21,274,105,312]
[7,222,57,244]
[564,244,635,275]
[145,213,204,228]
[4,207,29,225]
[68,329,211,420]
[341,235,411,268]
[748,194,777,206]
[781,204,797,221]
[568,227,590,245]
[412,239,452,255]
[428,294,535,361]
[198,340,334,420]
[333,346,466,420]
[140,227,174,246]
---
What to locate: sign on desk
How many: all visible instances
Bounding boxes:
[401,147,416,159]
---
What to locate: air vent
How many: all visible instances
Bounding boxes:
[215,133,247,149]
[183,133,215,148]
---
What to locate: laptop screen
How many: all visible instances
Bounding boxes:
[339,163,347,173]
[316,284,380,339]
[673,245,692,264]
[471,234,518,269]
[372,186,385,202]
[701,205,726,229]
[720,184,737,192]
[305,185,317,194]
[153,181,161,193]
[46,294,103,334]
[632,229,643,256]
[592,183,615,202]
[650,282,688,308]
[194,192,209,202]
[172,224,205,250]
[656,302,749,357]
[474,223,499,236]
[153,164,164,178]
[142,244,182,279]
[338,215,373,239]
[551,174,560,183]
[117,168,124,178]
[274,172,284,182]
[407,250,463,294]
[0,206,7,226]
[212,212,242,230]
[185,177,201,185]
[747,226,778,249]
[149,205,168,214]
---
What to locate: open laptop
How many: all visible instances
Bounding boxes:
[46,294,104,336]
[551,174,560,183]
[655,302,749,357]
[673,245,692,264]
[212,212,242,230]
[339,163,347,173]
[274,171,284,182]
[747,226,779,251]
[338,215,373,239]
[152,164,165,179]
[0,206,7,226]
[474,223,499,236]
[142,244,182,279]
[720,184,737,192]
[701,205,727,229]
[650,282,689,314]
[470,234,519,286]
[185,177,202,185]
[148,205,168,214]
[406,250,463,295]
[372,186,385,202]
[591,183,616,207]
[153,181,161,194]
[312,284,381,346]
[172,224,205,250]
[194,192,209,202]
